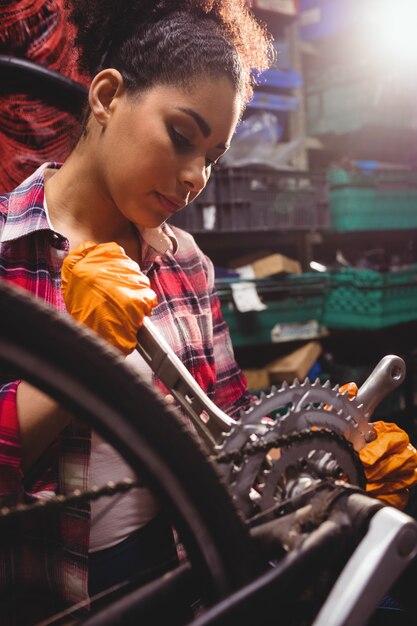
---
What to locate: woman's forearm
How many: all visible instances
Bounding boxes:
[16,381,72,471]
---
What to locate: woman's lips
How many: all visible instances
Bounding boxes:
[156,192,184,215]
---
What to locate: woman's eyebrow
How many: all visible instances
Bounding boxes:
[176,107,211,137]
[176,107,229,149]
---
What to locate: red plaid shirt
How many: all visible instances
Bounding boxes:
[0,163,250,621]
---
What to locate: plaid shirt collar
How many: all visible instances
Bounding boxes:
[2,162,178,259]
[2,162,54,243]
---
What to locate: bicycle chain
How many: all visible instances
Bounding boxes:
[0,381,366,521]
[0,477,138,520]
[1,429,362,521]
[212,427,362,468]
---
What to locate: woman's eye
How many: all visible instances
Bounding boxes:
[170,127,193,151]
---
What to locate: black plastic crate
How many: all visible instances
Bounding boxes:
[215,167,329,231]
[168,176,217,232]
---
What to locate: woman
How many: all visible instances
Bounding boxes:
[0,0,272,622]
[1,1,416,623]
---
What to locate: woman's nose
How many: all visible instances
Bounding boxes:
[180,157,208,193]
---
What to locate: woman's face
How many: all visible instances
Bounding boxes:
[97,76,242,229]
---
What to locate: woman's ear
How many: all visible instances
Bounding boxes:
[88,69,125,127]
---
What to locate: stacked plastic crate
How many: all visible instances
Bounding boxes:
[169,28,320,233]
[327,167,417,232]
[322,265,417,329]
[214,167,329,231]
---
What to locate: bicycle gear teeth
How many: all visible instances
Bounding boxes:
[218,378,374,455]
[213,381,370,520]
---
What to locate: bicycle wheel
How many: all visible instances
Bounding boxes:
[0,280,263,624]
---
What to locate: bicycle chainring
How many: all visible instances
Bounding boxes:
[213,380,367,521]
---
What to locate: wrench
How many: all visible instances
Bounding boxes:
[136,317,406,451]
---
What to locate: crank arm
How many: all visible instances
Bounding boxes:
[136,317,234,450]
[356,354,406,421]
[312,505,417,626]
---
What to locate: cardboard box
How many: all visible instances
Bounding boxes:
[242,368,271,391]
[229,253,302,279]
[267,341,322,384]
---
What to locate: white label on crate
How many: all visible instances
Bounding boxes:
[230,282,267,313]
[235,264,256,279]
[271,320,320,343]
[202,205,216,230]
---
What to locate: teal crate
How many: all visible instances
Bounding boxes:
[322,266,417,329]
[216,274,327,347]
[327,169,417,231]
[329,187,417,231]
[327,168,417,188]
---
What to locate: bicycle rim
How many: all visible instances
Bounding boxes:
[0,281,262,623]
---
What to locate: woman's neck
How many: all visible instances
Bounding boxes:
[44,152,141,260]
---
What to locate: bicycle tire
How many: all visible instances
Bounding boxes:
[0,280,263,622]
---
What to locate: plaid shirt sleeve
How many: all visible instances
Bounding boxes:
[0,166,60,498]
[0,198,24,494]
[149,226,253,423]
[202,254,252,419]
[0,381,23,495]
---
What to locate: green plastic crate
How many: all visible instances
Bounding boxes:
[327,169,417,188]
[216,274,327,347]
[322,266,417,329]
[327,169,417,231]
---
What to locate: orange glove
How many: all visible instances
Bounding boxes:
[61,241,157,355]
[339,383,417,509]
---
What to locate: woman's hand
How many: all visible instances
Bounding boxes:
[359,420,417,509]
[62,241,157,355]
[339,383,417,509]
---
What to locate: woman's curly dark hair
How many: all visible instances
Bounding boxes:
[66,0,273,104]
